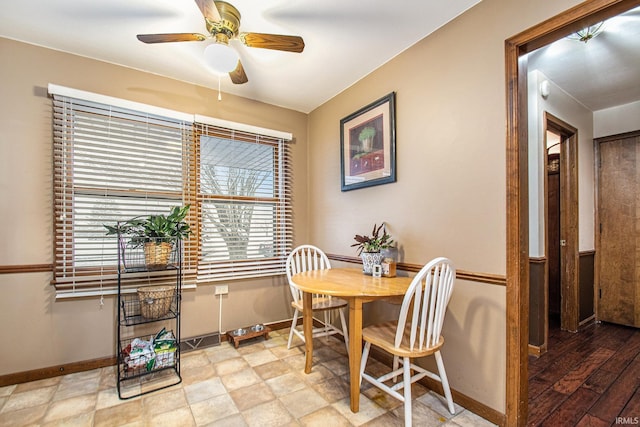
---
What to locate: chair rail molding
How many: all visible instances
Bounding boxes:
[0,264,53,275]
[327,254,506,286]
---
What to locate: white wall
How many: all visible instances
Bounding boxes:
[594,100,640,138]
[528,71,544,256]
[528,70,596,256]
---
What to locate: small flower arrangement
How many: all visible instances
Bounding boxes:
[352,223,394,255]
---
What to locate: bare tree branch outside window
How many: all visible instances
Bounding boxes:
[200,164,269,260]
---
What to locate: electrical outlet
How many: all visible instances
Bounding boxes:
[214,285,228,295]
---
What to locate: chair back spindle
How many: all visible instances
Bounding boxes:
[286,245,332,303]
[395,257,455,351]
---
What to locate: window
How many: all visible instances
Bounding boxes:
[50,85,293,297]
[194,121,293,281]
[51,88,195,297]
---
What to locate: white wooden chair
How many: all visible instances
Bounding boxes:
[359,257,456,427]
[285,245,349,351]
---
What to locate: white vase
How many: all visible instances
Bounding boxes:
[361,137,374,153]
[361,252,384,275]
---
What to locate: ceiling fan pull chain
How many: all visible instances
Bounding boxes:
[218,75,222,101]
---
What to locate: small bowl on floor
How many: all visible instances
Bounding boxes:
[231,328,247,336]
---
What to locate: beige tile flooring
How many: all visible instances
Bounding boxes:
[0,329,496,426]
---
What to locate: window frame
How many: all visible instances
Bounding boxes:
[193,121,293,282]
[49,85,293,298]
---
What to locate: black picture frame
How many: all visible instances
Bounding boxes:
[340,92,396,191]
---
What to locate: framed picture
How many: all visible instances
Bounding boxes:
[340,92,396,191]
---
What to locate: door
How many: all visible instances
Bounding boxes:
[545,114,580,333]
[597,131,640,327]
[547,152,561,321]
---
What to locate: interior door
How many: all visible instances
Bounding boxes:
[547,153,561,319]
[597,131,640,327]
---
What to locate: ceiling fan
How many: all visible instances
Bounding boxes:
[136,0,305,84]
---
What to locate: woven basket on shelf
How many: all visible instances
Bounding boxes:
[143,241,173,270]
[138,286,174,319]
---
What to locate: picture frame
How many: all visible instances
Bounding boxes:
[340,92,396,191]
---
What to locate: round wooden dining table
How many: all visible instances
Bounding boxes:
[291,267,413,413]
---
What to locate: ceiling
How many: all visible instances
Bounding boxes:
[1,1,638,113]
[528,6,640,112]
[0,0,481,113]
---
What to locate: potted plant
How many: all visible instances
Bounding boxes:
[352,223,394,275]
[105,205,191,269]
[358,126,376,153]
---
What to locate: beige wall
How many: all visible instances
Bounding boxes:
[0,0,588,416]
[0,37,307,375]
[306,0,582,413]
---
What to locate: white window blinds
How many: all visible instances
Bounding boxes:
[50,85,294,297]
[51,93,196,297]
[194,123,293,281]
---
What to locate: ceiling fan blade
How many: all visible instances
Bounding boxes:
[195,0,222,23]
[240,33,305,53]
[137,33,208,43]
[229,60,248,84]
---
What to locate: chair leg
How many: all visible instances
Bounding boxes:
[288,309,300,349]
[338,308,349,353]
[434,351,455,414]
[403,356,412,427]
[323,310,331,342]
[392,355,400,382]
[360,342,371,387]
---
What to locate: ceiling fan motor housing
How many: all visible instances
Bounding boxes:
[206,1,241,39]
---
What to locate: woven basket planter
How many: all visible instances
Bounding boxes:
[143,241,173,270]
[138,285,174,319]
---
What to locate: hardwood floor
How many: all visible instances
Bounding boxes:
[528,317,640,426]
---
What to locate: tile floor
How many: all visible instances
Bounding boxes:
[0,329,497,426]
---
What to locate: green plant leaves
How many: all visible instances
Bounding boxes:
[351,222,394,255]
[103,205,192,248]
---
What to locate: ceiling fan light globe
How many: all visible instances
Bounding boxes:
[204,43,239,74]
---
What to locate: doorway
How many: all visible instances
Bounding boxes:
[546,130,561,328]
[505,0,640,425]
[544,113,579,335]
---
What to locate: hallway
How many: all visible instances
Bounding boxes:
[527,320,640,426]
